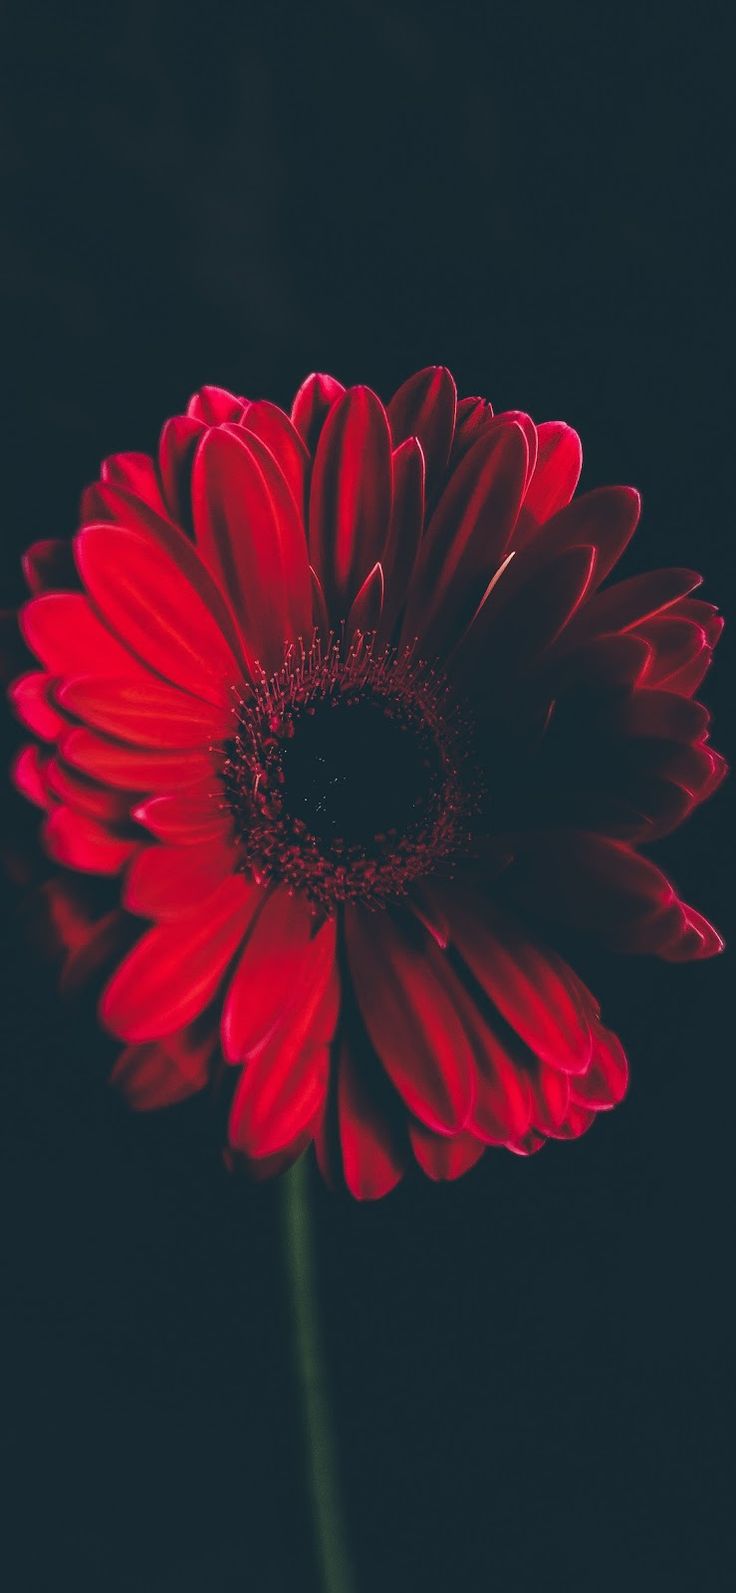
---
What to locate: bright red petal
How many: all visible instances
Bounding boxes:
[57,674,231,749]
[75,525,246,706]
[9,672,67,740]
[123,838,236,921]
[60,728,211,792]
[12,744,51,807]
[43,808,137,875]
[227,918,338,1158]
[220,887,316,1063]
[515,421,582,534]
[100,875,259,1042]
[133,782,233,844]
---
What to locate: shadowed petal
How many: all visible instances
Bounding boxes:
[291,372,345,452]
[346,905,475,1132]
[309,386,392,617]
[43,809,137,875]
[409,1124,484,1181]
[192,426,311,672]
[387,366,457,497]
[434,886,593,1075]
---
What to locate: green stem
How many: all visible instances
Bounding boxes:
[281,1154,357,1593]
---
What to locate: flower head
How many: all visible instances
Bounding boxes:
[9,370,725,1195]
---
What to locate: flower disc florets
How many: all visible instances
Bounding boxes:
[223,631,472,911]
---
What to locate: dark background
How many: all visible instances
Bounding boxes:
[1,3,733,1589]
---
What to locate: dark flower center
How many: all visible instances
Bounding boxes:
[222,634,473,910]
[280,693,441,848]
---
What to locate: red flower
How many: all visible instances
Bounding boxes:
[8,370,725,1196]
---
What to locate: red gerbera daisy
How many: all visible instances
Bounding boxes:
[8,369,726,1196]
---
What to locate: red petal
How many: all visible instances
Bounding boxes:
[227,918,338,1157]
[75,525,245,707]
[455,544,596,684]
[221,888,316,1062]
[78,485,250,670]
[59,909,127,995]
[240,401,309,516]
[513,485,641,583]
[22,539,79,594]
[611,689,710,744]
[409,881,450,949]
[530,1064,571,1132]
[655,649,712,698]
[45,759,131,823]
[111,1020,216,1110]
[186,385,246,425]
[36,877,107,957]
[409,1124,484,1181]
[9,671,67,740]
[637,616,705,687]
[571,1026,629,1109]
[488,411,539,486]
[345,562,384,642]
[660,905,724,961]
[402,421,529,657]
[450,397,495,464]
[465,1028,533,1144]
[387,367,457,496]
[158,415,206,527]
[309,386,392,616]
[123,838,236,921]
[101,874,258,1041]
[544,632,651,693]
[21,592,152,678]
[545,1103,597,1141]
[12,744,51,807]
[515,421,582,533]
[345,906,475,1132]
[237,1136,317,1182]
[507,833,687,953]
[309,565,330,638]
[133,781,232,844]
[379,437,425,637]
[57,675,230,749]
[419,949,533,1143]
[60,728,211,791]
[291,372,346,452]
[101,451,168,517]
[192,426,311,672]
[560,567,702,648]
[437,889,593,1074]
[43,808,137,874]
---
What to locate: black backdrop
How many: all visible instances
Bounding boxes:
[2,4,733,1590]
